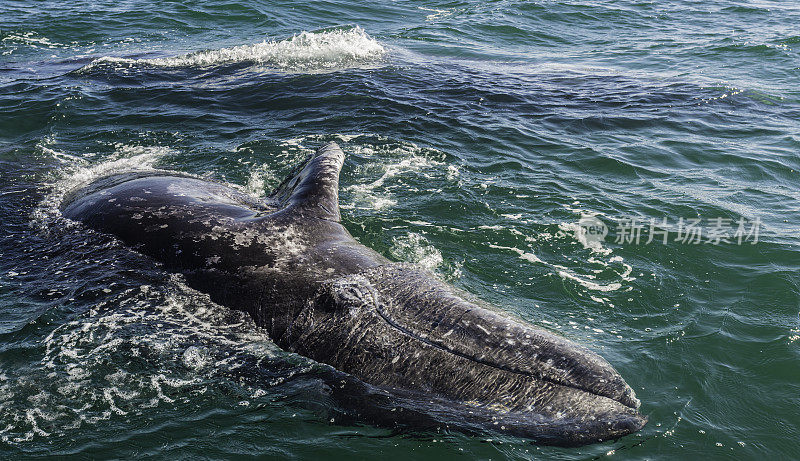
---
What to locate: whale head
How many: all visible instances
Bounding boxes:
[260,142,646,445]
[286,263,646,446]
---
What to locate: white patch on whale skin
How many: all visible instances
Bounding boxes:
[232,228,260,248]
[199,221,309,272]
[265,225,310,270]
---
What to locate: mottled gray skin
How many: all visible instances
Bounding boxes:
[61,142,646,446]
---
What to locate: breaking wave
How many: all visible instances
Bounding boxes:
[79,27,385,72]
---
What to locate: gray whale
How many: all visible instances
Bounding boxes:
[61,142,646,446]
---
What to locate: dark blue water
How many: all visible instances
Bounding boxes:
[1,1,799,459]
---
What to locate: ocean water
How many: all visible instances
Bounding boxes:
[1,0,798,459]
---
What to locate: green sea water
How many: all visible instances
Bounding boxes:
[1,1,798,459]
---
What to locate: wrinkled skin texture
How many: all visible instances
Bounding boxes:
[61,142,646,446]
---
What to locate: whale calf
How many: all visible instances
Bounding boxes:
[61,142,646,446]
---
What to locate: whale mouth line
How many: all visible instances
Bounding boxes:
[372,305,638,410]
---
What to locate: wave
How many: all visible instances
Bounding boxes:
[78,27,385,72]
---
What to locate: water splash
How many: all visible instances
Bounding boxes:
[0,277,289,445]
[343,140,444,211]
[390,232,444,271]
[31,143,177,228]
[79,27,385,72]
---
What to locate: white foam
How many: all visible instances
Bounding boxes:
[244,164,278,198]
[418,7,456,21]
[362,156,435,190]
[559,220,612,255]
[81,27,385,72]
[390,233,444,271]
[487,241,627,294]
[342,140,444,211]
[1,277,283,444]
[32,143,176,227]
[556,270,622,293]
[332,133,364,143]
[446,164,460,181]
[488,244,543,264]
[2,32,63,48]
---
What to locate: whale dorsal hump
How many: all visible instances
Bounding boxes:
[269,142,345,222]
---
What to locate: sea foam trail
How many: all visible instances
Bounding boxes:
[80,27,385,72]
